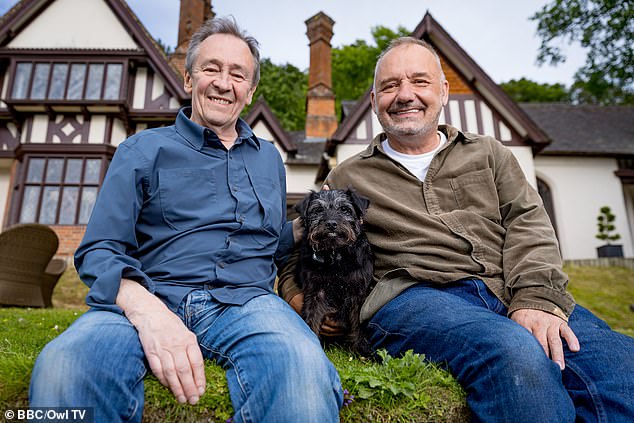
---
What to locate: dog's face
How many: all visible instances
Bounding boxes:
[295,188,370,251]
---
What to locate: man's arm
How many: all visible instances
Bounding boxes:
[116,279,205,404]
[76,142,206,402]
[494,144,579,366]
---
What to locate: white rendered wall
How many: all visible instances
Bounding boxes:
[251,121,319,193]
[8,0,137,49]
[285,166,320,193]
[535,156,632,260]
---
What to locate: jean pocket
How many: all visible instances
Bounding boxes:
[470,279,507,314]
[158,168,216,231]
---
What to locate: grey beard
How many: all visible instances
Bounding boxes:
[378,107,442,138]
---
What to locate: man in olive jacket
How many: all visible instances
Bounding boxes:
[279,37,634,422]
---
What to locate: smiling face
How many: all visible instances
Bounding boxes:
[184,33,257,142]
[371,43,449,152]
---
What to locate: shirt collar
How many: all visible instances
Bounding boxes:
[360,124,467,159]
[175,107,261,151]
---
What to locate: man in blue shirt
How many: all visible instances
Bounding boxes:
[30,17,343,423]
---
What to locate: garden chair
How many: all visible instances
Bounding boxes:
[0,223,66,307]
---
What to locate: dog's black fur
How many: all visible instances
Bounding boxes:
[295,188,374,355]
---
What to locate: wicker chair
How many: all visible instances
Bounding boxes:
[0,224,67,308]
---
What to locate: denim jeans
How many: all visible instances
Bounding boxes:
[366,278,634,422]
[30,291,343,422]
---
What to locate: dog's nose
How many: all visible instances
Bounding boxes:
[326,220,338,231]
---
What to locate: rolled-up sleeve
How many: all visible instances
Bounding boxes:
[74,143,153,313]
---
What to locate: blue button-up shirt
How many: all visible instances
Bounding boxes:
[75,108,294,313]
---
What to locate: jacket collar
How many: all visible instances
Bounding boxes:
[359,124,473,159]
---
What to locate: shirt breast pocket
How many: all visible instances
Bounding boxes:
[450,169,501,222]
[159,168,216,231]
[252,176,283,234]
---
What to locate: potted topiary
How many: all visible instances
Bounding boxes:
[596,206,623,258]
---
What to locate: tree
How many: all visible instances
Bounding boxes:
[596,206,621,244]
[242,58,308,131]
[155,38,173,56]
[500,78,571,102]
[531,0,634,104]
[244,25,408,131]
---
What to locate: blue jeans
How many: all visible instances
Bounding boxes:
[366,278,634,422]
[30,291,343,422]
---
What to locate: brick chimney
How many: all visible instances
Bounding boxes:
[169,0,215,76]
[305,12,337,138]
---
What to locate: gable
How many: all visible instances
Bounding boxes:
[329,12,548,159]
[7,0,137,49]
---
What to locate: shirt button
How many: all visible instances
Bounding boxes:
[218,261,226,269]
[239,215,245,222]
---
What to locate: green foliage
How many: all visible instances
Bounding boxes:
[242,58,308,131]
[333,348,468,422]
[341,349,457,401]
[155,38,173,56]
[596,205,621,244]
[531,0,634,105]
[500,77,571,102]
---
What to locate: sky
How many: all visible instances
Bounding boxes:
[0,0,587,86]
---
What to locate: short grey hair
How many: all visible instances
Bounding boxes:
[373,37,446,90]
[185,16,261,86]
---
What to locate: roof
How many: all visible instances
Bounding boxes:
[244,96,297,153]
[521,104,634,157]
[0,0,187,100]
[328,11,550,151]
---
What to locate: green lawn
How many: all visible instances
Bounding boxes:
[564,264,634,337]
[1,264,632,422]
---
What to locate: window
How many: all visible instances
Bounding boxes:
[10,61,124,101]
[18,157,106,225]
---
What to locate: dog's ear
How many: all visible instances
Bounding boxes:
[294,190,316,220]
[345,186,370,217]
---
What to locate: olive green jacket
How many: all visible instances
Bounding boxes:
[278,125,574,322]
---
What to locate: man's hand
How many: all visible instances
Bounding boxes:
[292,217,303,244]
[117,279,206,404]
[288,292,346,337]
[511,308,580,370]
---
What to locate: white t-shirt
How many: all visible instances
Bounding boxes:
[381,131,447,182]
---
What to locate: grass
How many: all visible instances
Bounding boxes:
[564,264,634,337]
[1,264,632,422]
[0,266,469,422]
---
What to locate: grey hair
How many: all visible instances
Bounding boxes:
[373,37,446,91]
[185,16,261,86]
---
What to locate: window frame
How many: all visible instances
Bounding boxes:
[14,153,111,226]
[7,56,128,104]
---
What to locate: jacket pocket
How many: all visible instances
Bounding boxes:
[159,168,216,230]
[450,169,501,222]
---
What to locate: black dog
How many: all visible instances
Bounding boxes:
[295,188,374,355]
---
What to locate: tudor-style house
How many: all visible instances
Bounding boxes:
[0,0,189,255]
[1,0,633,261]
